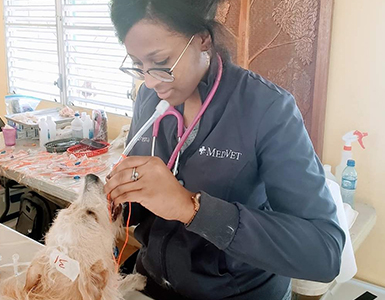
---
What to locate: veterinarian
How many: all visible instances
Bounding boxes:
[104,1,345,299]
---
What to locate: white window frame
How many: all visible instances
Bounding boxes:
[3,0,134,116]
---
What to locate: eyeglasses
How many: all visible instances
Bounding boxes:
[119,35,195,83]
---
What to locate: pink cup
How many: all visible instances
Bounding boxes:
[2,127,17,146]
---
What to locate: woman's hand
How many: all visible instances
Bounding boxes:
[104,156,195,224]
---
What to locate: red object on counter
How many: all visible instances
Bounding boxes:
[67,141,109,158]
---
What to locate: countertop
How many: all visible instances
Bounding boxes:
[0,141,122,207]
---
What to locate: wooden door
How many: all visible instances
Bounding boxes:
[216,0,334,158]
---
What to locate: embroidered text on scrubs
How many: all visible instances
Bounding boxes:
[199,146,242,160]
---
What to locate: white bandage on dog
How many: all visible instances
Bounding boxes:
[50,249,80,282]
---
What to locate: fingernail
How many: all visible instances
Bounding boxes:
[106,174,111,180]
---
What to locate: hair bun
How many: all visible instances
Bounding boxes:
[205,0,223,20]
[185,0,223,21]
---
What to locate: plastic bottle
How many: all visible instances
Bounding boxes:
[71,113,84,139]
[92,109,108,142]
[323,164,337,183]
[83,115,94,139]
[81,112,87,122]
[38,118,49,148]
[335,130,368,185]
[46,116,56,141]
[340,159,358,208]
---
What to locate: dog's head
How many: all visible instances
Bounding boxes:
[45,174,122,251]
[2,174,124,300]
[48,173,122,244]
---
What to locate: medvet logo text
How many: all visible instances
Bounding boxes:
[139,136,150,143]
[198,146,242,161]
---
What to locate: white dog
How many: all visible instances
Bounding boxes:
[0,174,146,300]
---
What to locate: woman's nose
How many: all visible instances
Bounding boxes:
[144,73,162,90]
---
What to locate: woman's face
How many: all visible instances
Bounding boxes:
[124,20,210,106]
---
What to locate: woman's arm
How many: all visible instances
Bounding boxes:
[186,94,346,282]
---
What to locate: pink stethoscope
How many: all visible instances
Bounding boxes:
[151,54,223,175]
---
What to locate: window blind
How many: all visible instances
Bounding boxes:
[4,0,60,102]
[62,0,134,115]
[3,0,134,115]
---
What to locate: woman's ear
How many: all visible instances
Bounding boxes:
[199,32,212,51]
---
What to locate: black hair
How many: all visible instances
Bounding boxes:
[110,0,228,58]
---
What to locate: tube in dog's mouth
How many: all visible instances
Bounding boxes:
[83,174,123,222]
[111,203,122,222]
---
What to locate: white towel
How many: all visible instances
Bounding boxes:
[326,179,357,283]
[344,203,359,229]
[292,180,358,296]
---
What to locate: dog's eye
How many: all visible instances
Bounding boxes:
[86,209,98,221]
[86,209,95,216]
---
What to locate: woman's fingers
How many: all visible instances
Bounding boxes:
[108,156,152,178]
[105,156,166,195]
[107,178,143,204]
[113,189,143,206]
[104,166,142,194]
[103,155,191,221]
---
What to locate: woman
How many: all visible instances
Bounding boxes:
[104,1,345,299]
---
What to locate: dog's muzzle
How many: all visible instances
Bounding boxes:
[85,174,100,184]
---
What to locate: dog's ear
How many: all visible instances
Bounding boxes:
[81,260,108,300]
[24,261,44,293]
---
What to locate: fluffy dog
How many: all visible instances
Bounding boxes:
[0,174,146,300]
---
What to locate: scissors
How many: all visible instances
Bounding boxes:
[152,107,184,176]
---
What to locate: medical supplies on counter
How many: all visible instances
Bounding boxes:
[46,116,57,141]
[1,125,16,146]
[67,139,109,158]
[44,138,83,153]
[38,118,49,147]
[6,107,104,152]
[59,106,75,118]
[5,95,41,115]
[71,112,83,138]
[71,111,96,140]
[93,109,108,142]
[5,108,74,141]
[82,115,94,139]
[0,147,108,185]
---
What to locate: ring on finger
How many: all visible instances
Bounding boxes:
[131,167,139,181]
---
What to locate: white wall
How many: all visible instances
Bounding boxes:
[324,0,385,287]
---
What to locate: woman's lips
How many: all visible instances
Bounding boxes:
[156,89,172,99]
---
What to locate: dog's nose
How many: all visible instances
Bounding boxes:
[81,174,104,205]
[85,174,100,184]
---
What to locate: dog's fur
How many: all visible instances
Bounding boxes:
[0,174,146,300]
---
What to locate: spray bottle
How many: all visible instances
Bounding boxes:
[335,130,368,185]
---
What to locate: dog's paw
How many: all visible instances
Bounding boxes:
[119,274,147,292]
